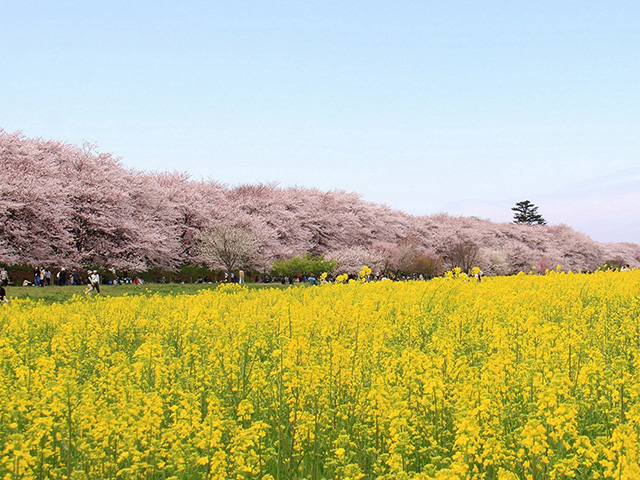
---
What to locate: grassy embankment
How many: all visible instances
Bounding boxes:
[2,281,292,303]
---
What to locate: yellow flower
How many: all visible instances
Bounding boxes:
[1,270,639,477]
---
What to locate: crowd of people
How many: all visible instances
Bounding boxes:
[0,262,634,304]
[0,267,151,288]
[12,266,84,287]
[0,267,147,298]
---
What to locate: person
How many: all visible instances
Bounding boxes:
[57,267,68,286]
[239,269,245,285]
[0,284,7,303]
[91,270,101,294]
[84,270,95,295]
[0,267,9,286]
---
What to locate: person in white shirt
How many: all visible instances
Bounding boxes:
[90,271,101,294]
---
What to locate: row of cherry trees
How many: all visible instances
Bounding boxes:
[2,130,639,274]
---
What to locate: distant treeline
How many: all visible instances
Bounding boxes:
[1,129,639,274]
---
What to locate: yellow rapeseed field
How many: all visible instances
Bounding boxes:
[1,271,640,479]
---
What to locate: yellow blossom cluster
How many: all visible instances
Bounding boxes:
[358,266,372,281]
[1,270,639,479]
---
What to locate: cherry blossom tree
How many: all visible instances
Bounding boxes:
[478,248,511,276]
[60,143,156,270]
[443,238,480,273]
[0,131,76,266]
[326,246,385,276]
[2,130,640,275]
[197,223,259,277]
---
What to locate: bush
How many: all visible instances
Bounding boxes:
[271,254,337,278]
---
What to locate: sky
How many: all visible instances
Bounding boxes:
[2,1,639,243]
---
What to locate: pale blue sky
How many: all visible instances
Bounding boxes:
[2,1,639,243]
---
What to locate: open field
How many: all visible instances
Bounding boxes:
[1,271,639,479]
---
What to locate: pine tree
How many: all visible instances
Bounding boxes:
[512,200,546,225]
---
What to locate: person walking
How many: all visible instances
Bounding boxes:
[0,284,7,303]
[91,270,101,294]
[84,270,95,295]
